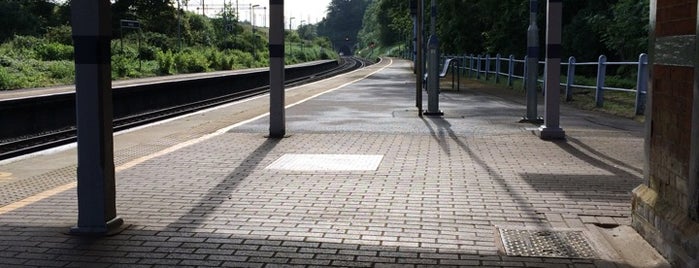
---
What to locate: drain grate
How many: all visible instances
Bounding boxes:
[498,228,598,259]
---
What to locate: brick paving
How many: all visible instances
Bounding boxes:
[0,58,646,267]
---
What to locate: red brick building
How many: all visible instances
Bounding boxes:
[631,0,699,266]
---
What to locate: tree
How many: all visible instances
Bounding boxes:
[0,0,57,42]
[111,0,179,38]
[587,0,649,60]
[298,24,318,41]
[317,0,371,54]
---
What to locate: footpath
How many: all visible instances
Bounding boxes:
[0,58,667,267]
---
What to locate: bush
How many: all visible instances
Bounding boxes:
[45,25,73,45]
[228,49,254,69]
[0,67,15,90]
[0,56,11,67]
[34,42,73,61]
[112,54,137,78]
[174,50,209,73]
[47,61,74,81]
[138,45,159,61]
[8,35,40,51]
[156,50,175,75]
[5,35,40,59]
[143,32,175,51]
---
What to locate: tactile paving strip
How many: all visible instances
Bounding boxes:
[498,228,598,259]
[266,154,383,171]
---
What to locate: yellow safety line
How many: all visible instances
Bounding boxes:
[0,182,76,214]
[0,57,394,215]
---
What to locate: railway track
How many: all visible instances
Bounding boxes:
[0,56,373,160]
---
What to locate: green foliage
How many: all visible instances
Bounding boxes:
[228,49,255,69]
[0,1,335,90]
[46,61,74,81]
[0,67,17,90]
[34,42,74,61]
[112,53,138,78]
[317,0,371,54]
[143,32,176,51]
[206,49,231,70]
[174,49,210,73]
[5,35,42,59]
[138,45,160,61]
[156,50,175,75]
[0,1,42,42]
[356,0,648,62]
[44,26,73,45]
[586,0,649,60]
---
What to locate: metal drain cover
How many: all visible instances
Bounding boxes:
[266,154,383,171]
[497,228,598,259]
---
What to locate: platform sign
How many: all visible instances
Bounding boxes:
[120,19,140,29]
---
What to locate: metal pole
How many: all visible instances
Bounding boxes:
[424,0,442,116]
[595,55,607,107]
[252,4,259,58]
[269,0,285,138]
[635,53,648,115]
[565,56,576,101]
[69,0,123,235]
[177,0,182,51]
[416,0,424,115]
[301,20,306,58]
[524,0,540,122]
[536,0,565,140]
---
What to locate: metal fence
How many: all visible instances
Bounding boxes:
[439,53,648,115]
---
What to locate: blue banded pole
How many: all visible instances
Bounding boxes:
[537,0,565,140]
[70,0,123,235]
[416,0,424,115]
[269,0,285,138]
[424,0,442,116]
[524,0,540,122]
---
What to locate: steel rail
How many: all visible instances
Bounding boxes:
[0,56,369,160]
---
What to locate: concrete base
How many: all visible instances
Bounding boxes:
[632,184,699,267]
[536,125,565,140]
[69,217,126,237]
[519,117,544,125]
[586,224,670,267]
[423,110,444,116]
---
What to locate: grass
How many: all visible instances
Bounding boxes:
[0,36,337,90]
[447,71,645,122]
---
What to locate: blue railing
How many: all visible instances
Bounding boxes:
[441,53,648,115]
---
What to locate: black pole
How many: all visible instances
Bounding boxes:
[70,0,123,236]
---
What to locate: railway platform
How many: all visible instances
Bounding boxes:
[0,58,667,267]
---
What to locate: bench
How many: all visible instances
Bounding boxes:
[423,58,461,90]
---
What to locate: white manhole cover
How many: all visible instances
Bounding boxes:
[497,228,598,259]
[266,154,383,171]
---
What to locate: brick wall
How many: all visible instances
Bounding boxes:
[650,0,696,214]
[633,1,699,266]
[656,0,696,36]
[650,65,693,211]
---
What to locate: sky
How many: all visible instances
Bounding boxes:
[183,0,332,29]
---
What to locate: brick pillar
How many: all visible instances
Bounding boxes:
[631,0,699,266]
